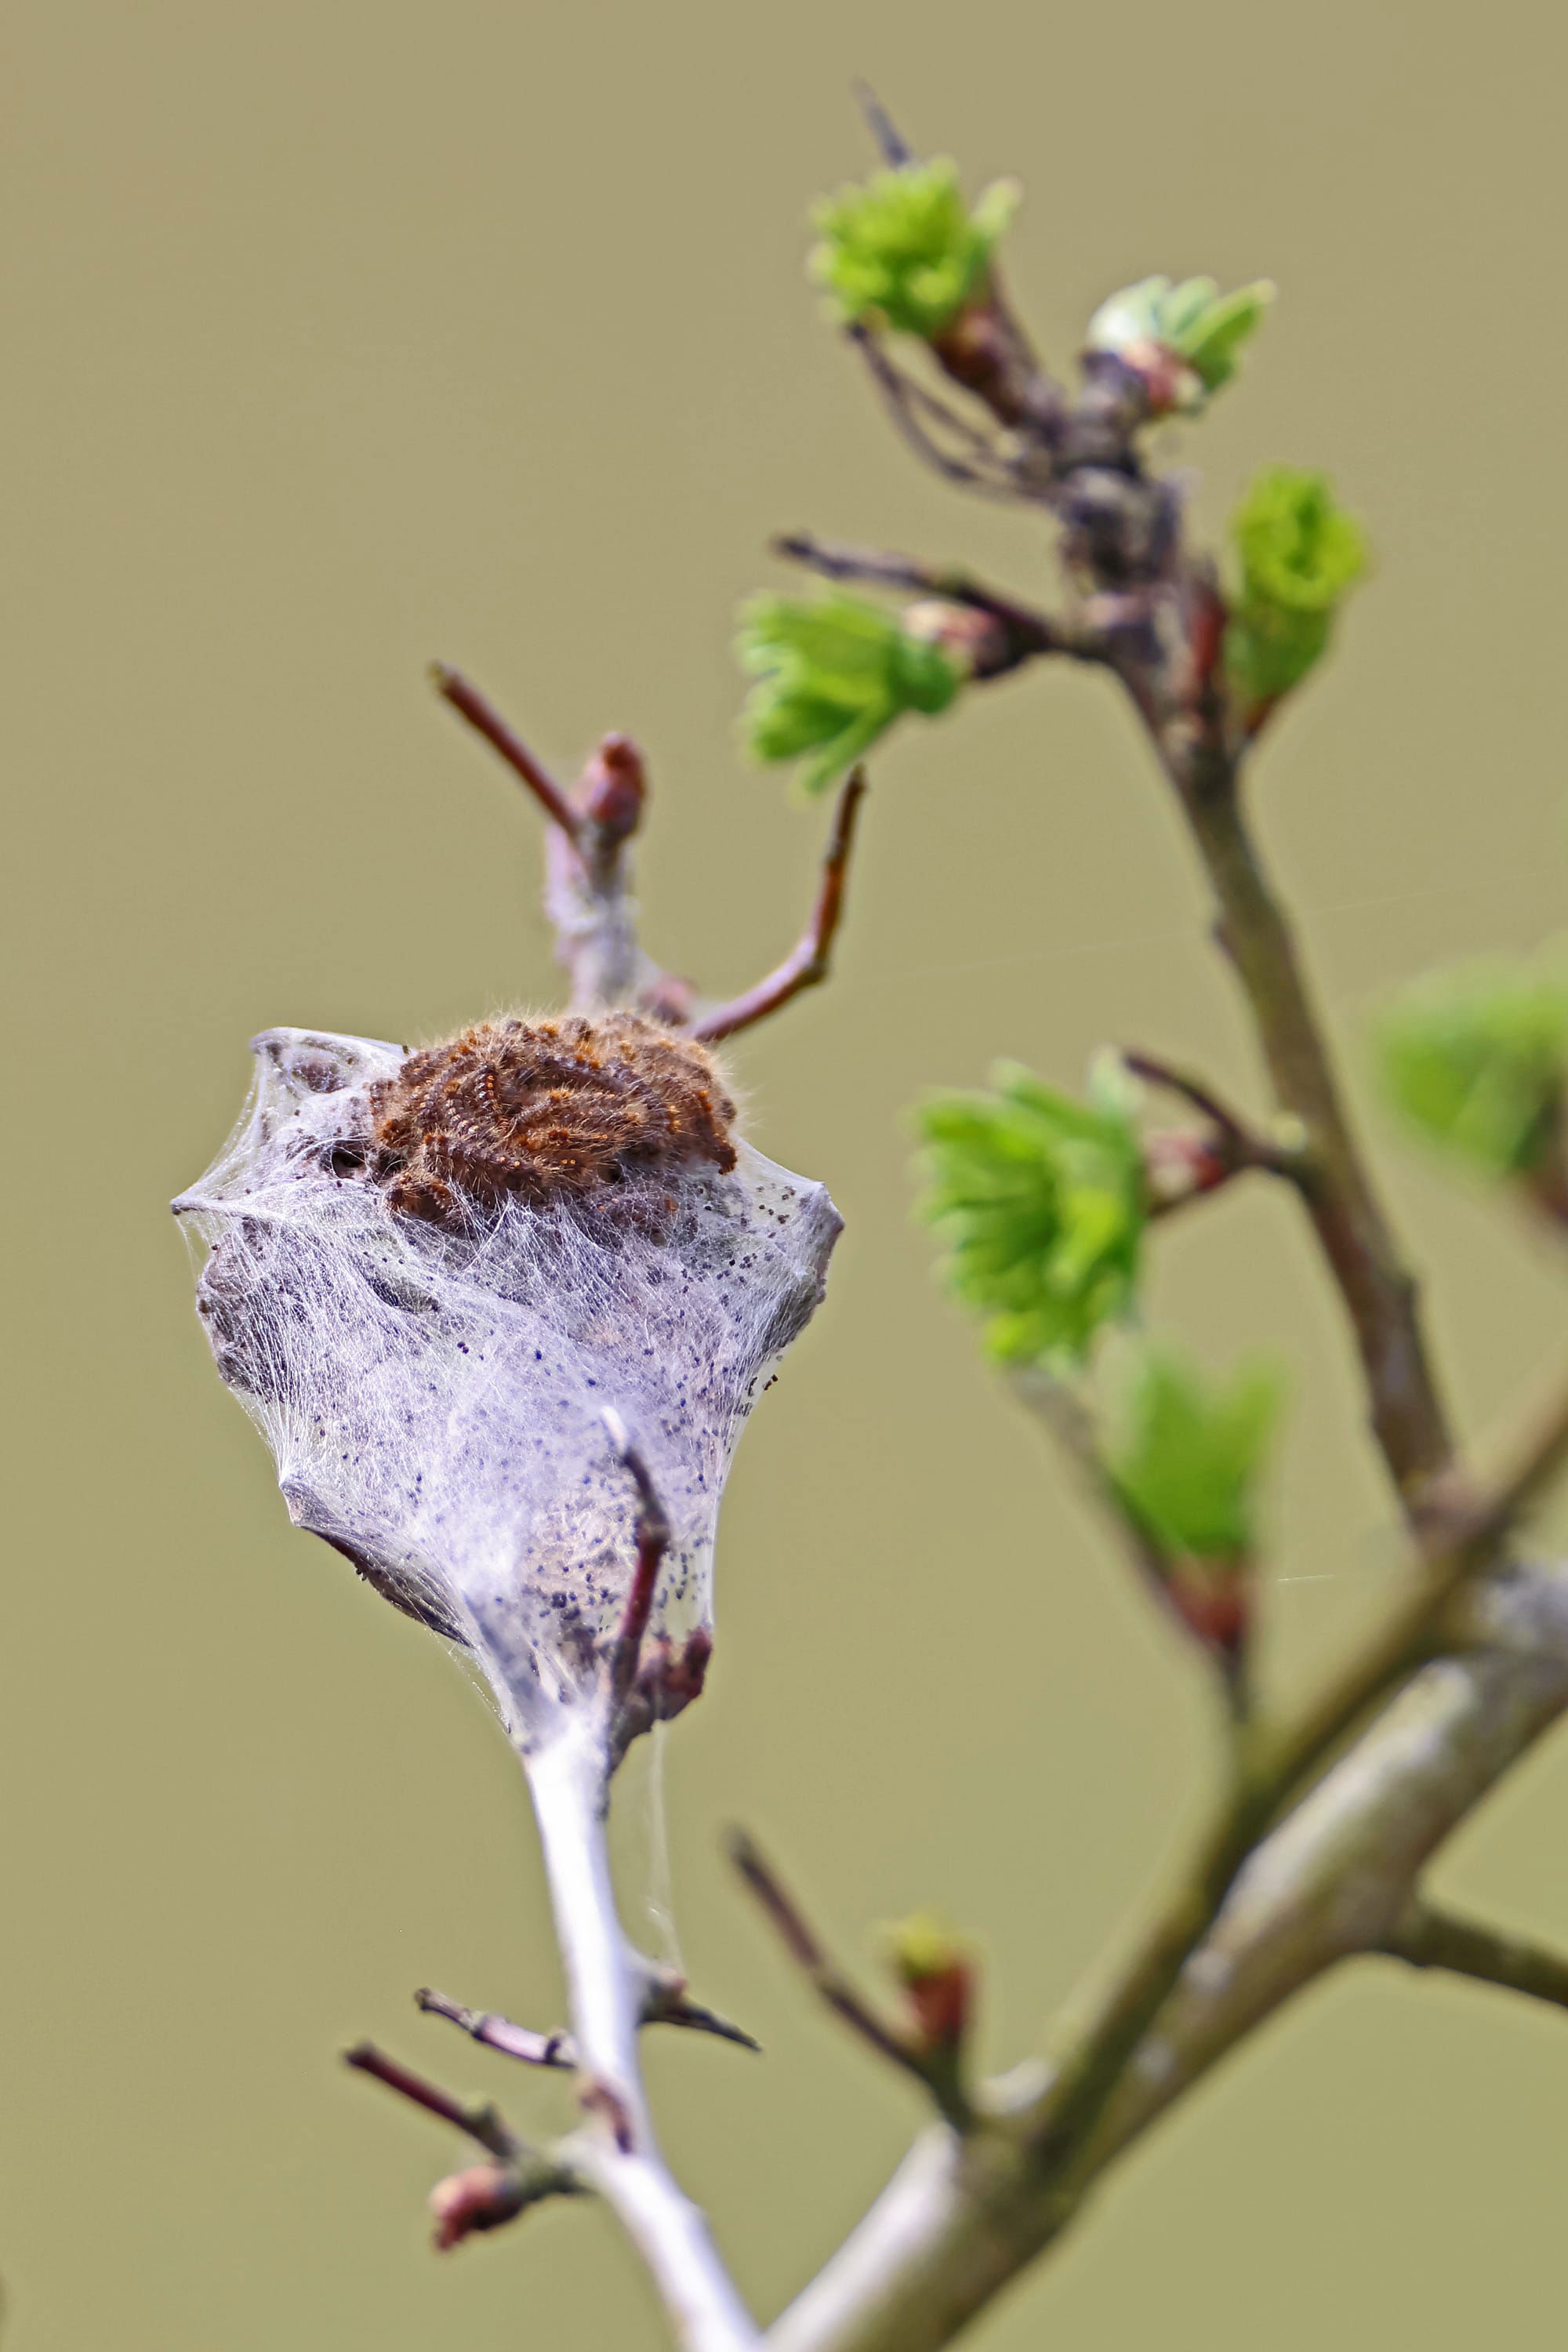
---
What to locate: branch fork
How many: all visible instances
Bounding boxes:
[432,661,867,1044]
[345,91,1568,2352]
[344,2042,583,2251]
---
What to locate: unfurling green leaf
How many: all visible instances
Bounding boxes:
[737,592,964,794]
[1224,465,1367,708]
[915,1054,1145,1364]
[810,158,1020,339]
[1375,954,1568,1177]
[1104,1345,1281,1564]
[1085,274,1274,408]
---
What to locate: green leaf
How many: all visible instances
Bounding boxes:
[1086,274,1274,407]
[737,592,964,794]
[1375,953,1568,1177]
[810,158,1021,339]
[914,1054,1145,1364]
[1105,1344,1282,1563]
[1224,465,1367,706]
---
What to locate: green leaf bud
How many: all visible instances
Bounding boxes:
[1104,1344,1281,1565]
[810,158,1021,340]
[736,592,965,794]
[1086,274,1274,410]
[1375,953,1568,1178]
[915,1053,1145,1364]
[1224,465,1367,708]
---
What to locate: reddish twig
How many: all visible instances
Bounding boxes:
[1122,1050,1302,1181]
[431,662,584,845]
[344,2042,519,2161]
[601,1409,672,1710]
[729,1830,969,2122]
[689,771,868,1044]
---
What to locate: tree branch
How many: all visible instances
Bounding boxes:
[689,771,867,1044]
[852,80,913,169]
[764,1637,1568,2352]
[1160,759,1459,1519]
[845,326,1034,502]
[431,662,583,844]
[416,1987,574,2070]
[601,1408,673,1715]
[526,1726,760,2351]
[345,2041,522,2161]
[762,1374,1568,2351]
[432,661,696,1015]
[417,1970,760,2071]
[1121,1048,1304,1185]
[345,2042,586,2250]
[730,1831,971,2129]
[769,532,1091,667]
[1382,1900,1568,2013]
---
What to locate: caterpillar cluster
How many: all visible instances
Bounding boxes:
[363,1012,738,1225]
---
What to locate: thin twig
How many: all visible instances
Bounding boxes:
[853,81,913,167]
[1121,1048,1304,1184]
[847,328,1029,501]
[730,1833,912,2072]
[417,1975,761,2067]
[430,662,583,844]
[729,1831,970,2126]
[895,368,1025,466]
[1382,1900,1568,2013]
[690,772,868,1044]
[1025,1380,1568,2193]
[601,1409,672,1711]
[771,533,1074,660]
[1010,1366,1171,1593]
[766,1641,1568,2352]
[1010,1364,1252,1710]
[416,1987,574,2070]
[650,1984,763,2053]
[344,2042,520,2161]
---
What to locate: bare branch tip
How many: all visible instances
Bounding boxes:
[852,80,914,167]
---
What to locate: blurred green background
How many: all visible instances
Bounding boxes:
[6,1,1568,2343]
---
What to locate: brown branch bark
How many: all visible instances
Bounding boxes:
[344,2042,521,2162]
[431,662,583,843]
[1160,758,1458,1518]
